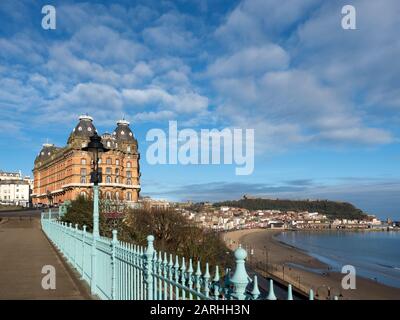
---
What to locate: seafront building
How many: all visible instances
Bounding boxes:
[175,205,385,231]
[32,115,141,207]
[0,170,32,206]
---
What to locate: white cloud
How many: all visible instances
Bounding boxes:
[123,87,208,114]
[207,44,289,77]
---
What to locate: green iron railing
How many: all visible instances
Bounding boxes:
[41,212,316,300]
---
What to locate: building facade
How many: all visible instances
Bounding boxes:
[32,115,140,206]
[0,170,31,206]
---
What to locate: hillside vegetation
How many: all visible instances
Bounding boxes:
[214,198,368,219]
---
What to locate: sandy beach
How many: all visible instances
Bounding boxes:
[224,228,400,300]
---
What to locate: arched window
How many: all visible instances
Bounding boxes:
[126,192,132,201]
[115,177,120,184]
[106,158,112,165]
[81,158,86,165]
[115,168,119,176]
[115,192,119,201]
[126,179,132,185]
[126,161,131,168]
[106,176,111,183]
[127,146,131,152]
[116,159,120,166]
[107,141,111,148]
[106,192,111,200]
[80,191,86,199]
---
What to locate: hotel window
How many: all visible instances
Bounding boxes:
[106,192,111,200]
[126,171,131,178]
[80,168,87,183]
[107,141,111,148]
[115,177,120,184]
[106,167,112,174]
[106,158,112,165]
[106,176,111,184]
[81,158,86,165]
[126,192,132,201]
[115,168,119,176]
[126,179,132,185]
[116,159,120,166]
[115,192,119,201]
[126,161,131,168]
[127,146,131,152]
[80,192,86,199]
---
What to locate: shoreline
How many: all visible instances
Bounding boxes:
[224,228,400,300]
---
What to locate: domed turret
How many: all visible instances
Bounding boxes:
[35,143,60,163]
[112,119,136,142]
[67,115,97,147]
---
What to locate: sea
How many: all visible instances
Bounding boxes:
[276,230,400,289]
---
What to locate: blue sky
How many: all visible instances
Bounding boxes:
[0,0,400,219]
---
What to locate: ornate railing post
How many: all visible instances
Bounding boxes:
[174,256,180,300]
[204,263,210,298]
[91,232,98,296]
[81,225,87,279]
[187,259,194,300]
[145,235,155,300]
[73,224,78,269]
[213,266,220,300]
[181,257,187,300]
[224,267,231,299]
[111,230,118,300]
[229,246,249,300]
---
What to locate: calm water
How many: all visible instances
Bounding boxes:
[276,231,400,289]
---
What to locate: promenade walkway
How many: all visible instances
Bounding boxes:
[0,217,91,299]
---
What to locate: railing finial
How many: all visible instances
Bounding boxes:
[287,284,293,300]
[309,288,314,300]
[251,275,260,299]
[266,279,277,300]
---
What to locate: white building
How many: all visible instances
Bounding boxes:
[0,170,31,206]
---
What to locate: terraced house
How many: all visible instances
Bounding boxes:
[32,115,141,206]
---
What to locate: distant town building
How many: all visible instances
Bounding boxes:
[140,196,170,210]
[0,170,31,206]
[32,115,141,206]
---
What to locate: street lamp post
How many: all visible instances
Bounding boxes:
[82,132,109,296]
[82,132,109,237]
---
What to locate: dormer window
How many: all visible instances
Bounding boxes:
[107,141,111,147]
